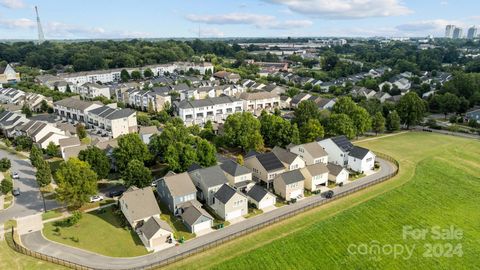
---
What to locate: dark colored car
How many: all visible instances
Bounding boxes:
[324,190,334,199]
[108,189,125,198]
[12,188,20,196]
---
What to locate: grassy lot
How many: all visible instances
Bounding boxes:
[0,235,66,270]
[163,132,480,270]
[43,206,149,257]
[245,208,263,219]
[158,203,196,241]
[42,209,64,221]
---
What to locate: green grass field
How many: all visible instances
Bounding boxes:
[164,132,480,270]
[43,206,149,257]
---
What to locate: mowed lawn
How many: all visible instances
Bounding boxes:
[164,132,480,270]
[0,237,66,270]
[43,206,149,257]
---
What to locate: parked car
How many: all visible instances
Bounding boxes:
[12,188,20,196]
[324,190,334,199]
[108,190,124,198]
[89,195,104,202]
[12,172,19,179]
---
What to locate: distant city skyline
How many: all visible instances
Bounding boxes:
[1,0,480,39]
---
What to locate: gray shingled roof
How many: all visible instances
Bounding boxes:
[301,142,328,158]
[54,97,99,111]
[278,170,305,185]
[246,184,269,202]
[180,201,213,226]
[303,163,329,176]
[214,184,241,204]
[161,172,196,197]
[120,187,161,222]
[139,216,171,240]
[349,146,371,159]
[220,160,250,177]
[272,146,299,165]
[326,163,346,176]
[189,165,228,189]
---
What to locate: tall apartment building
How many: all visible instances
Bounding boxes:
[452,27,463,39]
[445,25,455,38]
[467,26,478,39]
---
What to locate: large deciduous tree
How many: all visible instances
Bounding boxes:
[386,110,401,132]
[372,112,386,135]
[293,100,320,127]
[55,158,98,209]
[299,119,324,143]
[397,92,426,129]
[29,144,43,168]
[260,114,299,148]
[325,113,356,139]
[78,146,110,180]
[113,134,150,171]
[223,112,264,152]
[35,160,52,187]
[122,159,152,188]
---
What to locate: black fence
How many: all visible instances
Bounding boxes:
[8,153,399,270]
[6,227,92,270]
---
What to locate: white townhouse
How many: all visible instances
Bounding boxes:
[0,88,52,112]
[86,105,137,138]
[126,88,171,112]
[318,135,376,173]
[175,96,243,126]
[0,88,25,104]
[78,82,111,99]
[54,97,103,124]
[347,146,376,173]
[318,136,353,167]
[238,91,280,115]
[289,142,328,166]
[0,111,29,138]
[16,120,69,149]
[174,62,214,75]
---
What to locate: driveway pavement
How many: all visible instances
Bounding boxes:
[20,158,397,270]
[0,150,59,224]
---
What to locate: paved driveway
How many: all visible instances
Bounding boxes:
[0,150,59,224]
[20,158,396,270]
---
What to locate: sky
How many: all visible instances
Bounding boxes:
[0,0,479,40]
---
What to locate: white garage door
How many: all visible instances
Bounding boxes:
[193,220,211,233]
[259,198,273,209]
[226,209,242,220]
[290,189,302,199]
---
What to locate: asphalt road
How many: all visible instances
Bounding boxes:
[21,158,397,270]
[0,150,59,224]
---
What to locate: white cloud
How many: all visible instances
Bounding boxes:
[199,27,225,38]
[263,0,412,19]
[0,15,151,38]
[186,13,312,30]
[440,1,448,6]
[395,19,466,35]
[0,17,35,28]
[0,0,25,9]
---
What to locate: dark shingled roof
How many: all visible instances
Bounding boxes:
[214,184,239,204]
[246,184,269,202]
[326,163,346,176]
[220,160,251,177]
[256,152,285,172]
[278,170,305,185]
[138,216,171,240]
[180,201,213,226]
[331,135,354,152]
[348,146,371,159]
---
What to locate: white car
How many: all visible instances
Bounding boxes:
[12,172,19,179]
[89,195,104,203]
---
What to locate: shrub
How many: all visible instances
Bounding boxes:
[290,198,297,204]
[0,158,11,172]
[0,178,13,194]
